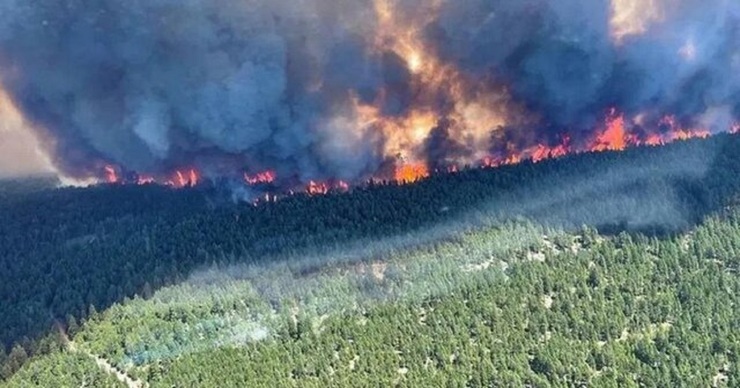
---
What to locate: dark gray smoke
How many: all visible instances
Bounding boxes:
[0,0,386,182]
[0,0,738,183]
[431,0,740,131]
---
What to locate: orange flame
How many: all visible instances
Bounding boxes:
[529,138,570,163]
[346,0,519,171]
[93,109,734,201]
[244,170,277,185]
[643,133,664,146]
[307,180,329,195]
[395,163,429,183]
[479,109,719,170]
[592,109,628,151]
[168,168,199,188]
[587,111,711,152]
[137,175,155,185]
[657,115,710,143]
[104,165,119,184]
[336,180,350,192]
[176,171,187,187]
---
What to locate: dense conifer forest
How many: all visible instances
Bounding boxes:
[3,134,740,386]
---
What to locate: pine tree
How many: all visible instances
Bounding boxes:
[1,345,28,379]
[66,314,79,337]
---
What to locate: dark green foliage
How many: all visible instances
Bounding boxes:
[3,135,740,385]
[8,208,740,387]
[0,346,26,381]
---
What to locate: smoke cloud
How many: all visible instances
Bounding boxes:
[0,88,53,178]
[0,0,738,184]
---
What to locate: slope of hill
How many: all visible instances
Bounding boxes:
[2,135,740,385]
[6,213,740,386]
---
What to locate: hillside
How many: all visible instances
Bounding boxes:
[6,214,740,386]
[3,135,740,386]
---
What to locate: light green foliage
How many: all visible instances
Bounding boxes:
[4,135,740,385]
[39,214,740,387]
[3,351,124,388]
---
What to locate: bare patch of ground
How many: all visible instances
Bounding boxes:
[542,293,555,309]
[63,332,144,388]
[371,262,387,281]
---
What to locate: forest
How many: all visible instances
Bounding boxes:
[2,134,740,386]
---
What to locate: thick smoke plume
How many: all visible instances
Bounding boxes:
[0,0,738,186]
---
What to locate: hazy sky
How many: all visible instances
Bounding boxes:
[0,88,53,178]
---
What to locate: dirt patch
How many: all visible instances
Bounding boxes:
[371,262,387,281]
[349,355,360,371]
[542,293,555,309]
[713,363,730,387]
[527,252,546,262]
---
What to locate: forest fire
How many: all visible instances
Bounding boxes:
[168,169,199,188]
[352,0,518,168]
[96,106,728,200]
[1,0,738,199]
[592,111,628,152]
[336,180,351,192]
[478,110,721,169]
[395,163,430,183]
[104,165,119,184]
[307,181,329,196]
[137,175,156,185]
[244,171,277,185]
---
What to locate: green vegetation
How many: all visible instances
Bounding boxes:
[4,351,124,388]
[6,214,740,386]
[3,135,740,386]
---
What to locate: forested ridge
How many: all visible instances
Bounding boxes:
[3,134,740,385]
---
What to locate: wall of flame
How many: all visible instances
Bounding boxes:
[0,0,738,191]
